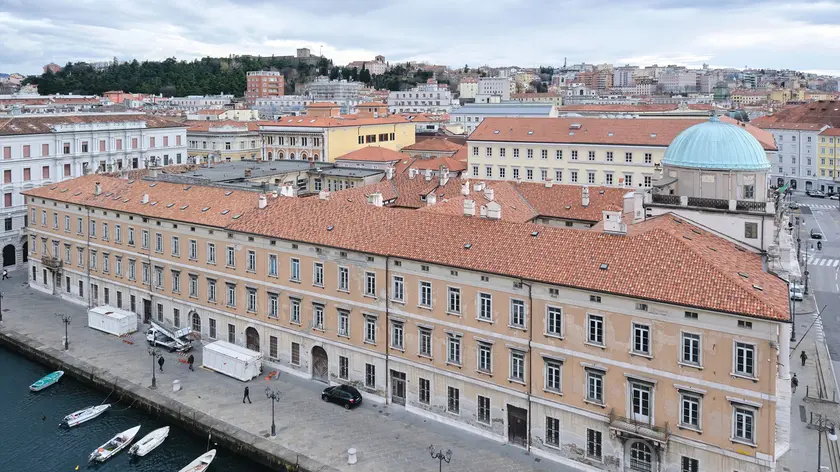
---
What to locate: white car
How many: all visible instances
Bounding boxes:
[830,195,839,200]
[789,286,804,301]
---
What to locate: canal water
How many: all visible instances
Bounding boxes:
[0,346,274,472]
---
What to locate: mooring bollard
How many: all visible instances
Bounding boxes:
[348,447,357,465]
[173,379,181,392]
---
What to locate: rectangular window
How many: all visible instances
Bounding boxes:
[267,254,278,277]
[364,316,376,343]
[556,149,562,159]
[365,271,376,296]
[313,303,324,329]
[571,170,578,183]
[338,266,349,291]
[170,236,179,256]
[207,279,216,302]
[447,335,461,364]
[419,378,430,404]
[625,152,633,163]
[606,151,613,162]
[447,287,461,314]
[733,406,755,443]
[141,230,149,249]
[338,309,349,337]
[226,246,235,267]
[154,232,162,252]
[526,149,534,159]
[485,166,492,178]
[499,167,506,178]
[128,259,136,280]
[313,262,324,286]
[247,288,257,312]
[339,356,349,380]
[681,457,699,472]
[477,395,491,424]
[624,174,633,187]
[478,292,492,321]
[682,332,701,366]
[244,250,255,272]
[171,271,181,292]
[586,429,602,460]
[391,275,404,302]
[735,342,755,377]
[588,150,595,161]
[540,149,548,159]
[680,393,701,430]
[269,336,278,359]
[207,243,216,263]
[586,369,604,403]
[587,314,604,345]
[744,222,758,239]
[291,342,300,365]
[290,258,300,281]
[510,350,525,382]
[571,150,578,160]
[510,299,525,328]
[513,148,519,158]
[365,363,376,388]
[267,293,278,318]
[419,328,432,357]
[391,321,404,350]
[632,323,651,356]
[478,342,492,373]
[545,359,562,392]
[545,416,560,447]
[290,298,301,324]
[419,281,432,307]
[447,386,460,414]
[189,274,198,297]
[225,283,236,307]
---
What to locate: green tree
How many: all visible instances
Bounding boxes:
[359,67,372,85]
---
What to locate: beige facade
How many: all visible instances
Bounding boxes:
[24,176,787,472]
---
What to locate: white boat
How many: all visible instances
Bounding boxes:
[129,426,169,457]
[178,449,216,472]
[89,425,141,462]
[62,404,110,427]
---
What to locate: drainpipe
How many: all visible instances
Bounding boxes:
[86,205,92,308]
[519,278,534,453]
[384,256,391,405]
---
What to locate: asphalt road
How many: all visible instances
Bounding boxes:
[789,193,840,391]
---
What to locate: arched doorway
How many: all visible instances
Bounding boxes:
[191,312,201,334]
[2,244,15,267]
[22,240,27,263]
[313,154,320,162]
[267,151,272,159]
[245,327,260,352]
[311,345,328,382]
[289,152,296,160]
[301,153,308,161]
[278,152,284,160]
[626,440,655,472]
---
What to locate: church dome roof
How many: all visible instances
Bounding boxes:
[662,114,770,171]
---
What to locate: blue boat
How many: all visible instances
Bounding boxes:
[29,371,64,392]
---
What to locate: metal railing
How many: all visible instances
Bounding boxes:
[42,256,63,271]
[736,200,767,212]
[687,196,729,210]
[651,194,680,205]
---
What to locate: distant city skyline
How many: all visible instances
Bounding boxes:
[2,0,840,76]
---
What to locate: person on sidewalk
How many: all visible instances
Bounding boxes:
[158,356,165,372]
[792,373,799,393]
[801,350,809,367]
[243,386,251,404]
[187,354,195,371]
[2,269,8,280]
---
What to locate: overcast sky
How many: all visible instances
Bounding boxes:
[2,0,840,76]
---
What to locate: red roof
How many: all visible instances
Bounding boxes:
[335,146,405,162]
[401,139,464,152]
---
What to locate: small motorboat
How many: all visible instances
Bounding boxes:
[30,371,64,392]
[89,425,141,462]
[128,426,169,457]
[62,404,110,427]
[179,449,216,472]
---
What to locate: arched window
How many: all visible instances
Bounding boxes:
[629,441,653,472]
[267,151,272,159]
[313,154,320,162]
[301,153,308,161]
[278,152,284,160]
[290,153,296,160]
[191,312,201,334]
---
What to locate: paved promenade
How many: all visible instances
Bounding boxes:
[0,271,561,472]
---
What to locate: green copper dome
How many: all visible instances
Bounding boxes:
[662,114,770,171]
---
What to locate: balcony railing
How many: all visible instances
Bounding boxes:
[608,408,670,445]
[687,196,729,210]
[650,193,769,213]
[651,194,680,205]
[736,200,768,212]
[42,256,63,271]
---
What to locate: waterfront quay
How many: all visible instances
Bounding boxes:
[0,271,557,472]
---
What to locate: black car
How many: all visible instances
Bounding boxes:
[322,384,363,409]
[811,228,823,239]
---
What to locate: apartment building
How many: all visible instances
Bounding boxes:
[185,121,261,163]
[246,71,285,105]
[476,77,514,103]
[260,115,415,162]
[0,113,186,268]
[388,80,453,114]
[817,128,840,193]
[450,103,557,135]
[25,172,790,472]
[169,94,234,112]
[466,117,775,188]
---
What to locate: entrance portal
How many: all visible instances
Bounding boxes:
[245,327,260,352]
[507,405,528,448]
[311,345,328,382]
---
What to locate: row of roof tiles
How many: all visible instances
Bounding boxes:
[0,114,187,135]
[23,174,789,322]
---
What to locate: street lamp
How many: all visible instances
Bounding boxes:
[814,414,837,472]
[265,387,281,437]
[58,313,71,350]
[148,347,161,389]
[428,445,452,472]
[0,290,4,322]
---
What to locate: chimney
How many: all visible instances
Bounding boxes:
[439,166,450,186]
[271,190,279,198]
[426,193,437,206]
[474,181,485,192]
[141,193,150,204]
[244,168,252,178]
[147,166,158,179]
[409,168,418,180]
[94,182,102,196]
[279,185,296,197]
[582,186,590,207]
[424,168,433,181]
[258,194,268,209]
[385,166,395,180]
[367,192,384,207]
[318,190,330,200]
[464,199,476,216]
[486,201,501,220]
[460,180,470,196]
[544,178,553,188]
[602,209,627,235]
[483,187,494,201]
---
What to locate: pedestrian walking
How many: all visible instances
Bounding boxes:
[2,269,8,280]
[187,354,195,371]
[801,350,809,367]
[792,373,799,393]
[243,386,251,404]
[158,356,165,372]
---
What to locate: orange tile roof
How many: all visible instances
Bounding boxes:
[451,146,468,162]
[0,114,186,136]
[512,183,628,221]
[196,109,225,115]
[819,128,840,136]
[335,146,405,162]
[258,115,409,129]
[469,117,777,151]
[419,181,536,224]
[185,120,260,132]
[511,93,562,99]
[750,101,840,128]
[25,175,790,321]
[308,102,339,108]
[401,139,464,152]
[403,156,467,173]
[357,102,387,107]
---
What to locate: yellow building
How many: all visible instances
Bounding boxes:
[185,121,261,163]
[730,90,767,106]
[260,115,415,162]
[767,88,805,104]
[818,128,840,193]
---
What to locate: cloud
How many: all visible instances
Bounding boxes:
[2,0,840,76]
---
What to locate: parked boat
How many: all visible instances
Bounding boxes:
[29,370,64,392]
[128,426,169,457]
[62,404,110,427]
[89,425,141,462]
[178,449,216,472]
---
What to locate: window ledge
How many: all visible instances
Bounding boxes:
[584,341,606,350]
[364,340,377,346]
[730,438,756,448]
[508,378,526,386]
[731,372,759,382]
[246,269,256,274]
[630,351,653,360]
[446,311,462,317]
[363,294,377,300]
[417,305,433,311]
[678,424,702,434]
[543,388,563,397]
[476,317,494,325]
[417,353,433,360]
[313,283,324,289]
[389,298,404,304]
[678,361,703,370]
[289,278,300,284]
[337,333,350,339]
[508,325,526,331]
[391,346,405,353]
[290,321,301,326]
[337,288,349,294]
[583,398,606,409]
[446,361,462,369]
[476,369,493,378]
[313,327,325,333]
[544,333,564,340]
[268,274,278,279]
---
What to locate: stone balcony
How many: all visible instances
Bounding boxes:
[648,193,773,214]
[608,408,671,447]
